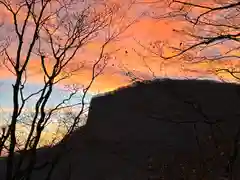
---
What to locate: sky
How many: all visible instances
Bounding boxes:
[0,0,239,148]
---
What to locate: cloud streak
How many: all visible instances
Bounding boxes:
[0,0,239,94]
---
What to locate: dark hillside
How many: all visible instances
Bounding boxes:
[0,78,240,180]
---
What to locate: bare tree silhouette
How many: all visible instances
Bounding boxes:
[0,0,137,179]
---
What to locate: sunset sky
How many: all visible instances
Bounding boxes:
[0,0,239,109]
[0,0,239,147]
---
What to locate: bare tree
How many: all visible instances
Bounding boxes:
[129,0,239,82]
[129,0,240,179]
[0,0,137,179]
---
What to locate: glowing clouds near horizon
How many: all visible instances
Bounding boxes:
[0,0,239,93]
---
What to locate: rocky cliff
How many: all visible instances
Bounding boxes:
[1,79,240,180]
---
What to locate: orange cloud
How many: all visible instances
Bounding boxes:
[0,0,239,94]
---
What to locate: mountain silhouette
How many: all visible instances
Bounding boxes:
[0,78,240,180]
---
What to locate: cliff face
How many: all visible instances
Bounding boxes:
[1,79,240,180]
[86,79,240,141]
[81,79,240,179]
